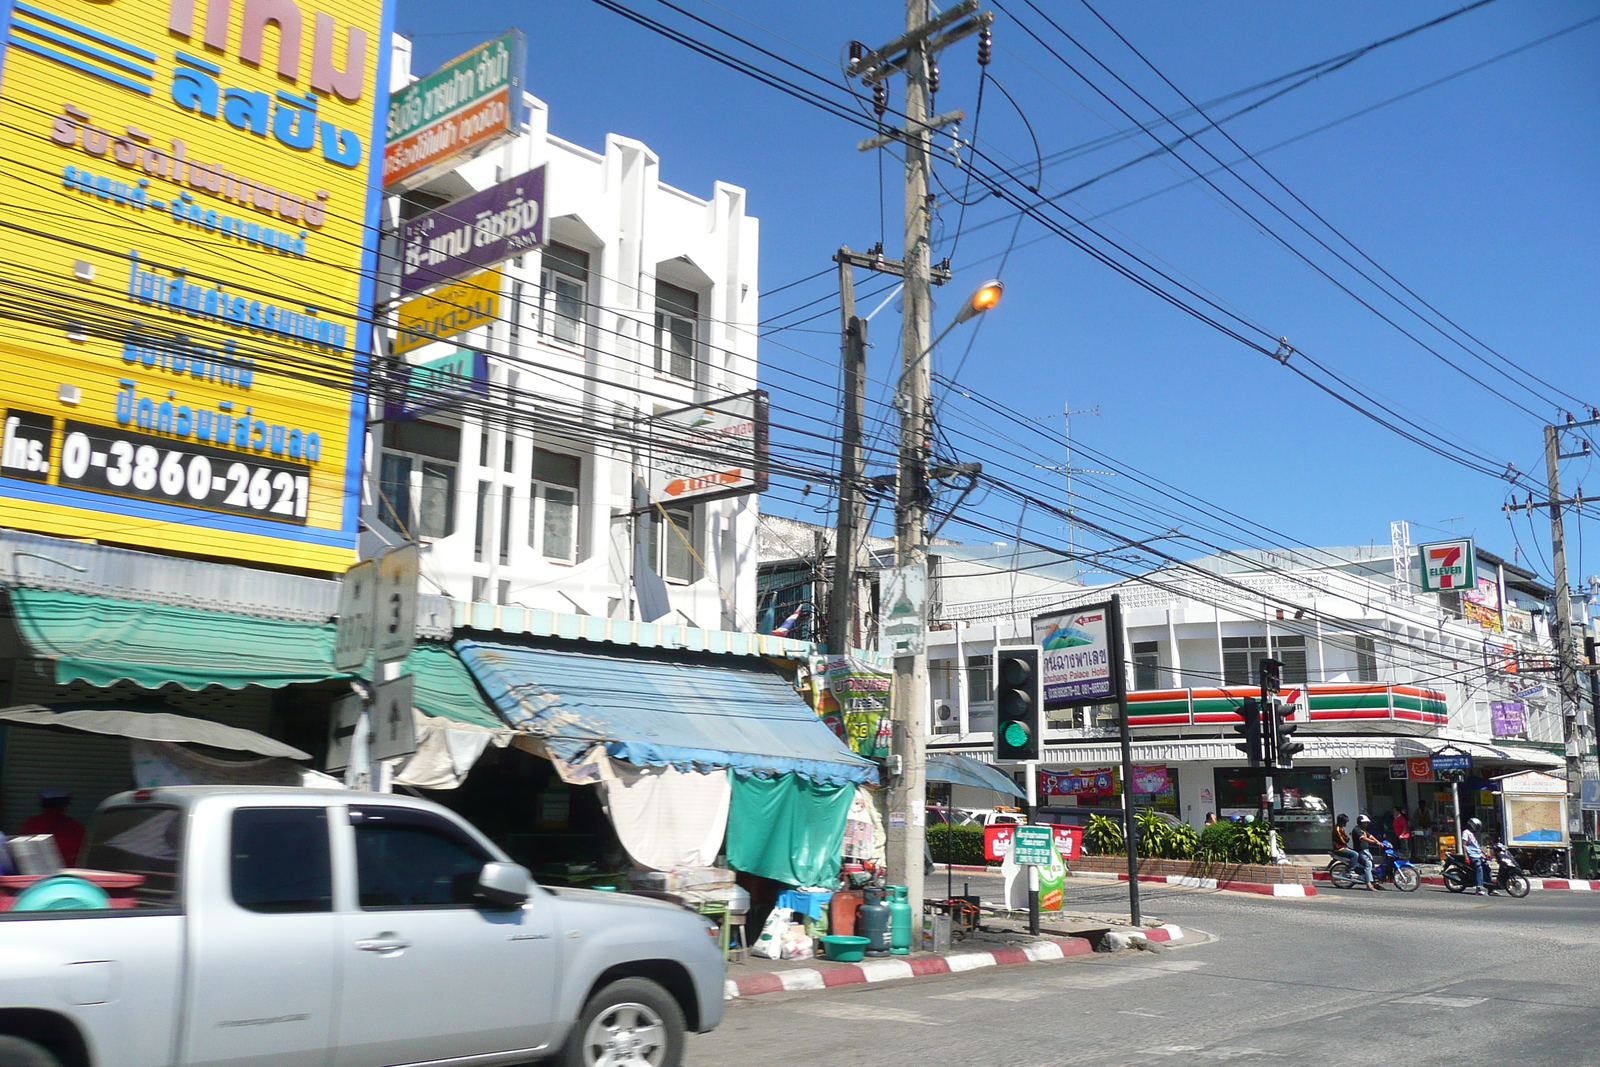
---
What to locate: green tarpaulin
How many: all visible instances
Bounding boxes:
[7,587,499,727]
[725,771,854,887]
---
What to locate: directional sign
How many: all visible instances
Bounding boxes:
[1012,825,1055,867]
[334,559,378,672]
[369,674,418,763]
[374,545,420,664]
[325,693,363,773]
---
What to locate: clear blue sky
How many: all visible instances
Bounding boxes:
[395,0,1599,587]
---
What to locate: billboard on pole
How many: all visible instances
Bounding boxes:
[1417,538,1475,593]
[1032,602,1115,708]
[643,391,769,506]
[384,31,528,190]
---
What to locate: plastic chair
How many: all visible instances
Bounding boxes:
[727,912,748,961]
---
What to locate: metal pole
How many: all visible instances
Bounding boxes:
[886,0,935,915]
[1025,758,1039,935]
[1111,594,1141,926]
[1546,423,1586,838]
[830,251,867,656]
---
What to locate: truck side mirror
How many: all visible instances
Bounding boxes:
[477,862,532,908]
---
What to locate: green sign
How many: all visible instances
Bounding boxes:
[1013,825,1054,866]
[1417,538,1475,594]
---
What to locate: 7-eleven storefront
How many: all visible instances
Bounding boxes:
[994,683,1558,853]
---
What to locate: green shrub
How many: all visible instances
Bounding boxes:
[1084,814,1125,856]
[927,824,988,865]
[1197,819,1239,862]
[1197,818,1274,864]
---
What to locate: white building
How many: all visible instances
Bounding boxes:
[365,38,762,631]
[925,543,1569,851]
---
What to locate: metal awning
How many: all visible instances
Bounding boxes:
[6,587,500,729]
[455,639,879,785]
[0,701,309,758]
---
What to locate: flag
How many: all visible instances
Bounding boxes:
[772,605,806,637]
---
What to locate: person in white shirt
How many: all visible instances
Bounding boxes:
[1462,817,1493,895]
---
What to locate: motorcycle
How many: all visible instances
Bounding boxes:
[1442,849,1531,898]
[1329,839,1420,892]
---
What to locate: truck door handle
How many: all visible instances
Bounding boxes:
[355,934,410,954]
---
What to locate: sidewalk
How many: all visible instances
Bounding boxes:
[941,863,1317,897]
[723,915,1189,1000]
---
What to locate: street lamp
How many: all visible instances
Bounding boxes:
[900,279,1005,389]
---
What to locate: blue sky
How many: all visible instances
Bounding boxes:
[395,1,1599,587]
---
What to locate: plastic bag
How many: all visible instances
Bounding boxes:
[780,923,813,961]
[751,907,793,960]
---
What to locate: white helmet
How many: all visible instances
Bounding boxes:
[1356,814,1371,826]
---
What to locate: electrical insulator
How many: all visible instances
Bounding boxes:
[978,27,992,66]
[873,82,887,117]
[929,60,940,95]
[849,40,865,62]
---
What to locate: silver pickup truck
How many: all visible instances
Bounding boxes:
[0,786,725,1067]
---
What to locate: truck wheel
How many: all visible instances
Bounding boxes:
[0,1037,64,1067]
[562,977,686,1067]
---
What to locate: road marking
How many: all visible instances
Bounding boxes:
[795,1003,942,1026]
[1393,994,1488,1009]
[1118,1009,1166,1018]
[929,959,1205,1000]
[1141,1046,1283,1060]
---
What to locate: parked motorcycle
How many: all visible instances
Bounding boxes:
[1329,839,1420,892]
[1513,847,1566,879]
[1441,850,1530,898]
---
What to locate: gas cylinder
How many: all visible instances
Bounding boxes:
[858,887,892,957]
[887,884,912,955]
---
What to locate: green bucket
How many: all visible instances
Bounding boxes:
[818,935,871,963]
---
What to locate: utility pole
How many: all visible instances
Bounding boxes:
[829,247,948,656]
[848,0,990,908]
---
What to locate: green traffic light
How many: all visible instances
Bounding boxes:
[1003,721,1030,748]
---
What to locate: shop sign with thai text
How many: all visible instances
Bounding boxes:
[384,30,527,189]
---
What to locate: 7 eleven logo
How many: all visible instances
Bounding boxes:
[1419,539,1474,593]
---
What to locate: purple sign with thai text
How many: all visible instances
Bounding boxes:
[398,167,547,296]
[1490,701,1527,738]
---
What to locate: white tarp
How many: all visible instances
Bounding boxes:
[391,710,513,790]
[599,759,730,871]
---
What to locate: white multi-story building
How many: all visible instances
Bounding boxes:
[925,543,1570,851]
[365,39,762,630]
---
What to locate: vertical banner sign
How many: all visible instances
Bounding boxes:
[383,31,527,190]
[1032,603,1115,708]
[1417,538,1476,593]
[0,0,393,571]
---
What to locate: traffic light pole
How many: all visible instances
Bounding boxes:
[1025,758,1039,935]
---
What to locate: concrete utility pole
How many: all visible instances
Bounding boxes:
[1541,417,1597,836]
[829,248,948,656]
[849,0,991,909]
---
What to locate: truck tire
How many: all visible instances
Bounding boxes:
[0,1037,63,1067]
[561,977,686,1067]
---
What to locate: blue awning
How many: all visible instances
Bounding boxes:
[455,639,879,785]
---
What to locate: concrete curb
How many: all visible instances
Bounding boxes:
[723,924,1185,1000]
[1310,870,1599,892]
[1066,869,1315,898]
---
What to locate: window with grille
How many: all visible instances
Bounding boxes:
[1223,635,1308,686]
[1354,636,1379,682]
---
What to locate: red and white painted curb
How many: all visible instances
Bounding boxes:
[1310,870,1599,892]
[1066,869,1315,898]
[724,925,1184,1000]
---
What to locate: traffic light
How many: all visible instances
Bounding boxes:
[1269,697,1304,770]
[1232,696,1262,767]
[1259,657,1283,696]
[993,645,1042,762]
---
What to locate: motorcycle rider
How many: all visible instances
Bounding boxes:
[1332,814,1369,888]
[1462,817,1493,895]
[1351,814,1383,890]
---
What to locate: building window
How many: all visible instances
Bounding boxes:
[529,449,581,563]
[1354,636,1379,682]
[498,485,513,565]
[1132,640,1160,691]
[966,654,993,705]
[378,422,459,540]
[1222,635,1308,686]
[539,244,589,347]
[474,480,491,562]
[654,282,698,380]
[648,503,698,583]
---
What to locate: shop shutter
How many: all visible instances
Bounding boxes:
[3,663,274,832]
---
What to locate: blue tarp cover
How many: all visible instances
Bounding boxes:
[455,639,879,785]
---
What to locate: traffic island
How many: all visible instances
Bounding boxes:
[724,920,1190,1000]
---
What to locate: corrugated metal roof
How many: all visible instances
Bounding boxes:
[453,600,821,659]
[455,639,879,785]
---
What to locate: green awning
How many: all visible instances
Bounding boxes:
[6,588,501,728]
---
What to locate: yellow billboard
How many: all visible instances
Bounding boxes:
[393,270,500,356]
[0,0,393,571]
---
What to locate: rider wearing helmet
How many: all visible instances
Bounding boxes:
[1350,814,1382,890]
[1462,817,1493,895]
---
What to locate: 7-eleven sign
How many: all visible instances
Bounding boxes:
[1418,538,1476,593]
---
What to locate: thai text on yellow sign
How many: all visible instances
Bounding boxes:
[393,270,500,356]
[0,0,393,571]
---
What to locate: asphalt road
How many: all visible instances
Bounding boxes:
[690,876,1600,1066]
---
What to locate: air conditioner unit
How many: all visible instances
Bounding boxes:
[935,704,958,725]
